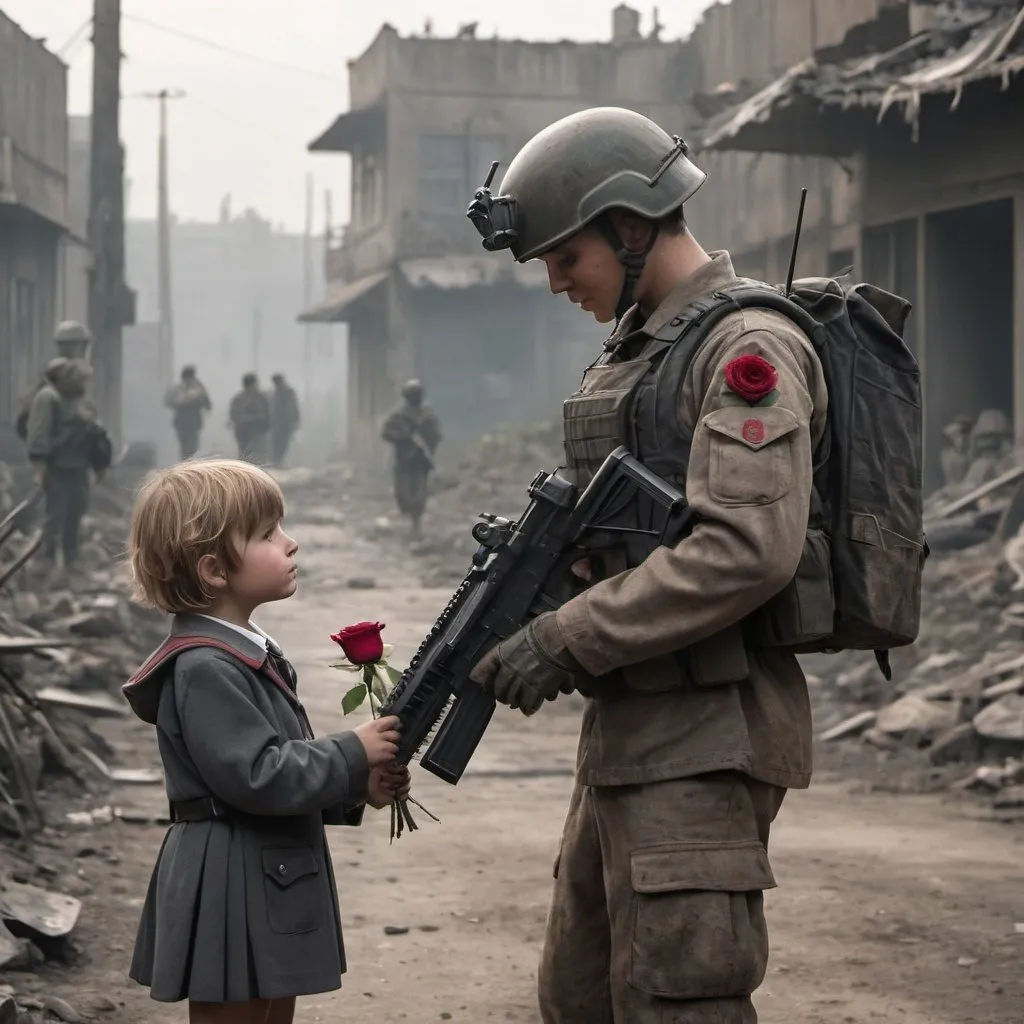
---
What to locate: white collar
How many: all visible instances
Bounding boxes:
[196,614,276,652]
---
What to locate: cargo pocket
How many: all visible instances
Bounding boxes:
[628,839,776,1000]
[705,406,800,507]
[262,847,322,935]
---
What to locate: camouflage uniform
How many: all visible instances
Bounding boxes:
[229,374,271,464]
[26,358,106,567]
[381,380,442,534]
[467,109,825,1023]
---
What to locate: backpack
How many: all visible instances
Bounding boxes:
[670,275,926,678]
[85,423,114,473]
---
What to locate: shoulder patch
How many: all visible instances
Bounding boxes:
[703,405,800,451]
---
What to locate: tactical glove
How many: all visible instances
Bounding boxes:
[469,611,581,716]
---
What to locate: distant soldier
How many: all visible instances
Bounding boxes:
[963,408,1014,488]
[164,365,212,460]
[26,358,112,569]
[381,379,442,538]
[228,372,271,464]
[270,373,301,467]
[939,414,974,488]
[15,321,94,442]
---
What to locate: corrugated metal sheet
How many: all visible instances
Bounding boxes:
[703,0,1024,152]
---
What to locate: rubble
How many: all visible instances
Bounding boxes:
[0,465,167,986]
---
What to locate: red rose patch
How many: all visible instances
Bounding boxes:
[742,418,766,444]
[724,355,779,405]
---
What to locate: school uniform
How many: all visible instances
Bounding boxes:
[122,613,369,1002]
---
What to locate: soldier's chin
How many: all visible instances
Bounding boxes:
[592,306,616,324]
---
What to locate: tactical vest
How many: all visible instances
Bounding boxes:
[562,294,835,656]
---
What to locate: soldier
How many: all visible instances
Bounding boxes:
[164,365,212,460]
[270,372,301,467]
[962,408,1014,488]
[467,108,828,1023]
[228,372,271,464]
[381,379,442,538]
[26,358,112,569]
[15,321,94,443]
[939,414,974,489]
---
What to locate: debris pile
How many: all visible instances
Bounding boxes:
[812,472,1024,808]
[0,472,166,992]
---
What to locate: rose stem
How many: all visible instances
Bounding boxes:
[399,798,418,832]
[406,795,440,823]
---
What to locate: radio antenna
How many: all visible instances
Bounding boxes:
[785,188,808,295]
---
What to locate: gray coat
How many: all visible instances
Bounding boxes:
[122,615,370,1002]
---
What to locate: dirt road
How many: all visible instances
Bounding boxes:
[20,520,1024,1023]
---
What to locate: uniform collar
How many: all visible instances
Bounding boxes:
[604,250,739,349]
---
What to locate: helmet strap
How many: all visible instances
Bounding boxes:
[595,215,660,323]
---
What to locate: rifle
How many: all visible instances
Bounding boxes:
[378,446,693,784]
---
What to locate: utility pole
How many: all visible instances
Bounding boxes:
[303,172,314,406]
[87,0,127,443]
[142,88,186,389]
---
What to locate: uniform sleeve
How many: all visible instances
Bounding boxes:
[26,390,58,461]
[555,318,821,675]
[381,410,407,443]
[176,654,370,816]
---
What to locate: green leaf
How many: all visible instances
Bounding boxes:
[385,664,403,687]
[329,661,361,672]
[341,683,367,715]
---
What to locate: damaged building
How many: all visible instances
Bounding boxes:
[0,12,69,456]
[301,6,690,461]
[699,0,1024,490]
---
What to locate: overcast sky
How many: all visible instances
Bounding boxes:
[7,0,716,232]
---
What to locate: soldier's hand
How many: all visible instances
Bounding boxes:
[469,612,579,716]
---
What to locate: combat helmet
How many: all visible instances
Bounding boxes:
[54,320,93,359]
[467,107,707,320]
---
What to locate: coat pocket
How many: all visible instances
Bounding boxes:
[628,839,776,1000]
[262,846,322,935]
[704,406,800,507]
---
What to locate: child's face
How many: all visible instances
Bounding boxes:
[230,519,299,608]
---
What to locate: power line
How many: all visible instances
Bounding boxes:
[122,13,345,83]
[56,16,92,58]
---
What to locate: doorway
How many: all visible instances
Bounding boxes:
[923,198,1014,491]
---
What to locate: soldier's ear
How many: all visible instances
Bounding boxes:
[607,210,655,254]
[197,553,229,591]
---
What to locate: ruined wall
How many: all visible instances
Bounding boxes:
[379,35,690,271]
[0,11,68,226]
[686,0,888,276]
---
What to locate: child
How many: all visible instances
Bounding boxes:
[122,458,407,1024]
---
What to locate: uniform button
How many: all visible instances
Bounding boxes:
[278,864,288,876]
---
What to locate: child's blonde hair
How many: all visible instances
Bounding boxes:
[128,458,285,614]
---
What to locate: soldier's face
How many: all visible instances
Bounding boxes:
[539,230,623,324]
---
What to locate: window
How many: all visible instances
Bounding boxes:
[418,133,504,214]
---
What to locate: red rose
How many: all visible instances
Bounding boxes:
[723,355,779,404]
[331,621,386,664]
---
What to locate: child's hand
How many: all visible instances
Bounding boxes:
[354,715,401,767]
[367,763,412,810]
